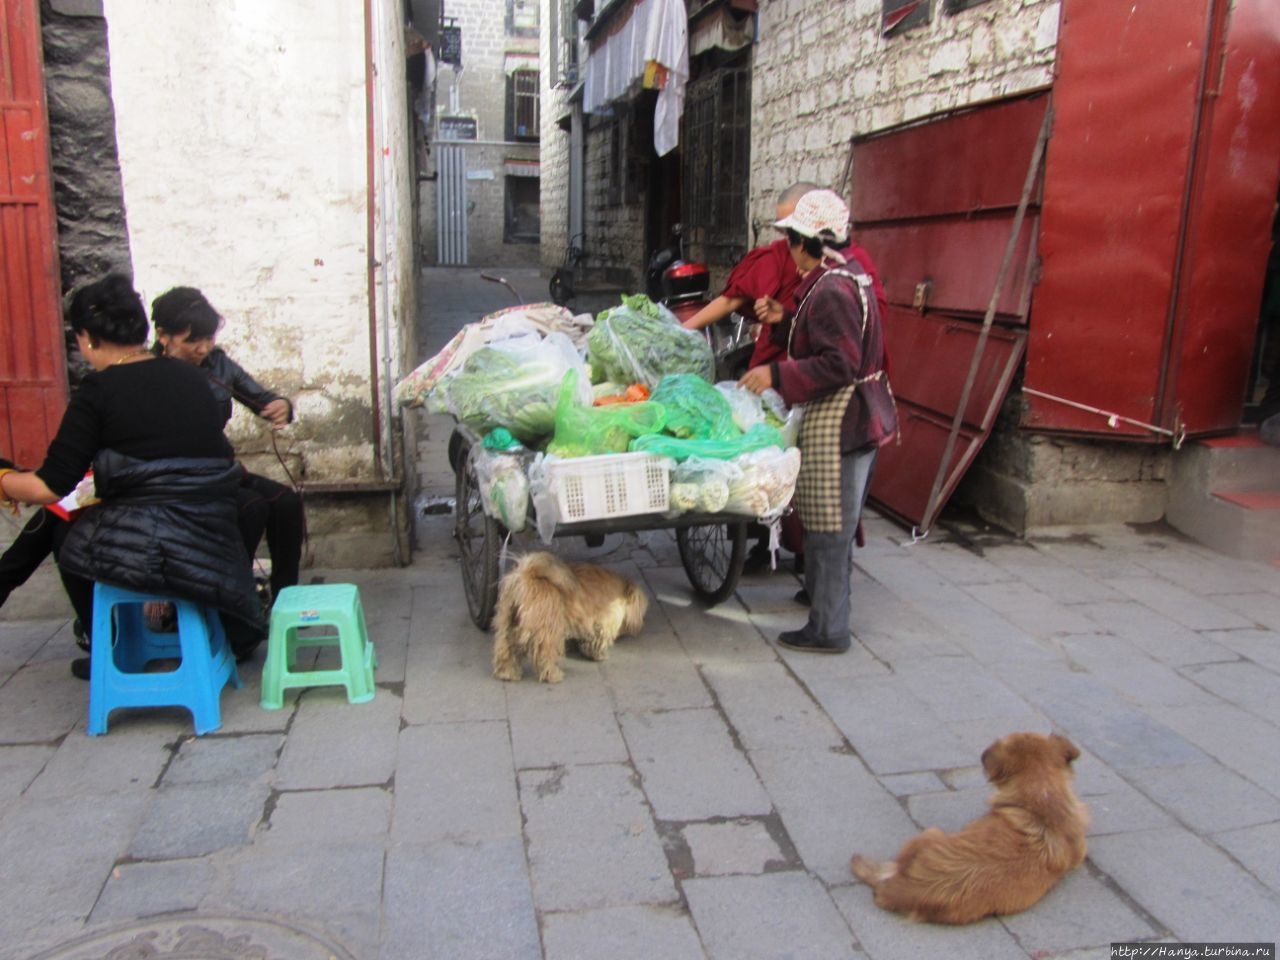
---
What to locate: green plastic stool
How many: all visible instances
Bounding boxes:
[261,584,377,709]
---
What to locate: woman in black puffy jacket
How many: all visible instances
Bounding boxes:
[0,275,266,679]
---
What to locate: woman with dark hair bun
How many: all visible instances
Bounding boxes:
[150,286,303,606]
[0,274,266,679]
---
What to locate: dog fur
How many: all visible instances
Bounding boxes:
[851,732,1089,925]
[492,552,648,683]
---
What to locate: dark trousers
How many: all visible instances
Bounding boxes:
[0,510,63,608]
[236,472,304,601]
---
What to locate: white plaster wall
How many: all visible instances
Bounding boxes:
[102,0,412,484]
[750,0,1059,228]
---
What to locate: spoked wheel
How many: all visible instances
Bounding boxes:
[676,521,747,605]
[454,441,502,629]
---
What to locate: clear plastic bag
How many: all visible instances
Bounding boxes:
[472,448,530,532]
[715,381,766,432]
[429,332,591,443]
[724,446,802,519]
[668,456,741,515]
[587,295,715,388]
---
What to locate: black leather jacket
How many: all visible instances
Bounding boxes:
[58,450,267,642]
[200,348,292,427]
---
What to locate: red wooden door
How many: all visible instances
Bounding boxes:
[1,0,66,468]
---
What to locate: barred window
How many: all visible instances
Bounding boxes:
[683,64,750,264]
[507,70,540,142]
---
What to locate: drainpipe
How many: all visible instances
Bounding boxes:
[365,0,407,565]
[364,0,385,480]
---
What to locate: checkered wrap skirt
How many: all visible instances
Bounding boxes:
[794,384,856,534]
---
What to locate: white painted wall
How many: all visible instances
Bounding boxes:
[102,0,413,487]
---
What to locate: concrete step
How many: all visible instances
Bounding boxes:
[1166,432,1280,566]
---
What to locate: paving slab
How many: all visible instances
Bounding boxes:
[683,818,789,876]
[0,792,150,947]
[1088,827,1280,942]
[702,661,845,753]
[832,882,1030,960]
[1124,761,1280,833]
[25,725,173,798]
[542,904,705,960]
[505,676,629,768]
[995,662,1210,770]
[518,762,677,912]
[257,785,392,846]
[89,858,215,923]
[274,686,402,789]
[393,719,522,842]
[810,675,973,775]
[1212,821,1280,894]
[683,872,864,960]
[750,745,917,885]
[381,838,540,960]
[619,707,771,821]
[127,780,271,859]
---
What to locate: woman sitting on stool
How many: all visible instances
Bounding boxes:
[0,274,266,678]
[150,286,304,608]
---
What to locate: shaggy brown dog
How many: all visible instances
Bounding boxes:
[851,732,1089,924]
[492,552,648,683]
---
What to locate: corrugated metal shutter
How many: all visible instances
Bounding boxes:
[436,145,468,265]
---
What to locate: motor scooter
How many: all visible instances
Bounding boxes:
[646,225,754,382]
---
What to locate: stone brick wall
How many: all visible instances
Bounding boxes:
[537,0,569,273]
[750,0,1058,227]
[39,1,130,291]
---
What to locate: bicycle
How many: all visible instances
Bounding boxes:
[549,233,585,306]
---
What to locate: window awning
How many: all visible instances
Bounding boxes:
[689,0,756,56]
[582,0,688,156]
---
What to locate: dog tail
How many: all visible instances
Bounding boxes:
[519,552,580,596]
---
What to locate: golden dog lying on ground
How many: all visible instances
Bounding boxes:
[852,732,1089,924]
[492,552,648,683]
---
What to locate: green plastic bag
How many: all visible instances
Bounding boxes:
[651,373,740,440]
[629,421,785,462]
[546,368,668,458]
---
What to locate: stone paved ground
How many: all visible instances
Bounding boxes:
[0,268,1277,959]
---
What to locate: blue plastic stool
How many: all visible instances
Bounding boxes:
[87,583,243,736]
[261,584,376,709]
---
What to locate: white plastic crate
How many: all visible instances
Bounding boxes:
[544,452,670,523]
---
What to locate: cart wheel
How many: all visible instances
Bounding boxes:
[447,428,467,474]
[455,442,502,630]
[677,522,747,605]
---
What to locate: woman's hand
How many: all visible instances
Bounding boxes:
[260,399,291,427]
[738,365,773,395]
[754,297,784,325]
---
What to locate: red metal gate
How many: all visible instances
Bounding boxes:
[1025,0,1280,439]
[851,93,1046,532]
[1,0,66,467]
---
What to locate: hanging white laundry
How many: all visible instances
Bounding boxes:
[582,0,689,156]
